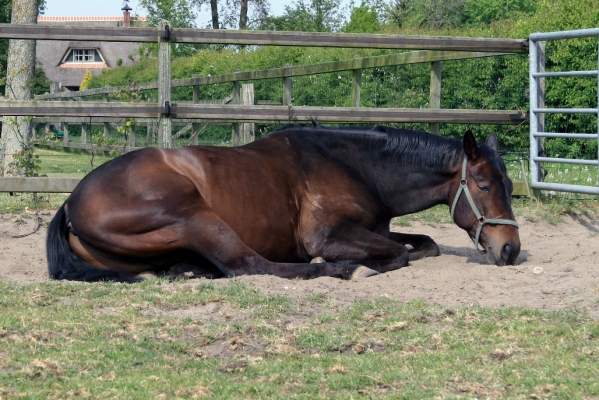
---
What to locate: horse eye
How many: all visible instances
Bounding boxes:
[478,185,490,193]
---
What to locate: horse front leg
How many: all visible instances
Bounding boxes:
[182,212,375,280]
[387,232,440,261]
[303,224,410,274]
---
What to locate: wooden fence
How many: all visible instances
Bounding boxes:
[0,23,529,193]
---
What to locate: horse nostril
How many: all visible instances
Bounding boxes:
[502,242,512,257]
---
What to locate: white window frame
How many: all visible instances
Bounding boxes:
[73,49,95,62]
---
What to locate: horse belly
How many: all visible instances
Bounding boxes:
[210,195,304,263]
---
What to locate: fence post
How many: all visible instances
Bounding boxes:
[81,123,88,144]
[62,122,69,146]
[351,56,362,108]
[232,71,241,146]
[192,74,200,145]
[241,83,255,143]
[128,125,135,149]
[158,20,172,148]
[429,61,442,135]
[283,64,292,106]
[49,82,58,139]
[103,87,110,138]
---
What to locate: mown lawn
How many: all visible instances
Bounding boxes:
[0,279,598,399]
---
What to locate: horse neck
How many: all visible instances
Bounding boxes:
[325,132,462,217]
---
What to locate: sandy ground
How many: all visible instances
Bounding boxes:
[1,211,598,318]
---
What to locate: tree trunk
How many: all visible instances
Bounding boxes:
[210,0,220,29]
[239,0,248,29]
[0,0,38,177]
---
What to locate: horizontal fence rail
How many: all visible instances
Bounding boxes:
[0,177,81,193]
[34,50,509,100]
[0,101,526,124]
[0,24,529,53]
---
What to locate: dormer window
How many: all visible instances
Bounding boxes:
[60,48,107,68]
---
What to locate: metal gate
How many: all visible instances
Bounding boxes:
[529,28,599,195]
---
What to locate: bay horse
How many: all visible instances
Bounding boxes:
[46,124,520,283]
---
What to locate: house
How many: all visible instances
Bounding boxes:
[36,5,147,91]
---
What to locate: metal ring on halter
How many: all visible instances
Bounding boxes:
[450,156,519,252]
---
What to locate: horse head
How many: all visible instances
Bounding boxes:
[450,130,520,266]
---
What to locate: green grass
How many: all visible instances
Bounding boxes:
[0,279,598,399]
[34,147,116,178]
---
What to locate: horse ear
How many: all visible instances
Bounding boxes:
[463,130,480,160]
[486,133,500,153]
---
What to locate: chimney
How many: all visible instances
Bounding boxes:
[122,0,132,28]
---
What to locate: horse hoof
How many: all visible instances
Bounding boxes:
[137,271,158,280]
[310,256,325,264]
[349,266,379,280]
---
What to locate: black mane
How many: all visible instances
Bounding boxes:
[274,124,464,170]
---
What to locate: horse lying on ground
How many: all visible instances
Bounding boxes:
[47,124,520,283]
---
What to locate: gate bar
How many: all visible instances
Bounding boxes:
[532,108,598,114]
[533,70,598,77]
[532,157,598,166]
[533,132,599,139]
[530,28,599,41]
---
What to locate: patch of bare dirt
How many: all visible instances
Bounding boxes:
[1,213,598,318]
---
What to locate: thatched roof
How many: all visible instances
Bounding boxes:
[36,16,148,90]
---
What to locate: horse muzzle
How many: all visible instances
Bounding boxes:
[483,230,521,266]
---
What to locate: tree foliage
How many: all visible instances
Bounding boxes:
[461,0,536,25]
[344,2,381,33]
[0,0,45,94]
[191,0,270,29]
[385,0,467,28]
[259,0,347,32]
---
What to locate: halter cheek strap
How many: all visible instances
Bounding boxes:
[450,156,519,252]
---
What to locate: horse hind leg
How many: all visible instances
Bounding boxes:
[68,233,158,277]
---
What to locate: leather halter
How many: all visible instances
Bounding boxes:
[450,156,519,252]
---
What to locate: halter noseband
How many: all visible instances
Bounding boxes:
[450,156,519,252]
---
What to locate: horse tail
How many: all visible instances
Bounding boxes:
[46,204,140,283]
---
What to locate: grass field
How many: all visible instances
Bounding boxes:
[0,279,598,399]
